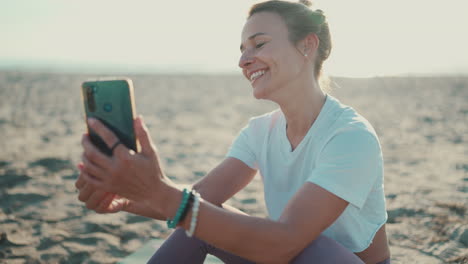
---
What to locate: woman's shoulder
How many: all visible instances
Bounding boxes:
[249,108,281,121]
[327,95,379,142]
[246,108,282,131]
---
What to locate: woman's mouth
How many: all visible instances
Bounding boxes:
[250,69,268,84]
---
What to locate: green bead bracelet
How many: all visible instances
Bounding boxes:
[167,188,190,229]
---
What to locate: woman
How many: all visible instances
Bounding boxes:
[76,0,391,263]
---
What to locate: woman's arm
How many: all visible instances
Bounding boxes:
[192,157,257,206]
[162,182,348,263]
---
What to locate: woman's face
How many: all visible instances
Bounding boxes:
[239,12,305,100]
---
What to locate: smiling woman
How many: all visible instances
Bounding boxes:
[76,0,391,263]
[238,1,332,101]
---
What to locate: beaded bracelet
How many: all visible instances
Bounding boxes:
[185,192,201,237]
[179,191,195,223]
[166,188,190,229]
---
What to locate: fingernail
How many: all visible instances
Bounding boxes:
[87,118,96,126]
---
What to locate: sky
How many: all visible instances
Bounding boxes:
[1,0,468,77]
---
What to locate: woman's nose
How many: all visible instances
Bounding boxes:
[238,52,254,69]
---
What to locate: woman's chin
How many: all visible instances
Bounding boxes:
[252,86,267,100]
[253,89,265,100]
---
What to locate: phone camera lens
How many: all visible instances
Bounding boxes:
[86,85,96,112]
[103,103,112,112]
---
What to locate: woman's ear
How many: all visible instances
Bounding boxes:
[301,33,320,57]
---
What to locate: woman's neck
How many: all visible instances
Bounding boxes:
[280,83,326,143]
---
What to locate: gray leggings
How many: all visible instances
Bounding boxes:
[147,228,389,263]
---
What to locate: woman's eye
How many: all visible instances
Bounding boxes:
[255,42,266,49]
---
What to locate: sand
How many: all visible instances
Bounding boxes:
[0,71,466,263]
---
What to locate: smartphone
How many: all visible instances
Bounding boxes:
[81,78,138,156]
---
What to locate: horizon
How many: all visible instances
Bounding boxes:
[2,0,468,78]
[3,64,466,79]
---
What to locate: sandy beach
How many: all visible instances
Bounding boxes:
[0,71,466,263]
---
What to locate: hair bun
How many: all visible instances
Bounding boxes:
[299,0,313,7]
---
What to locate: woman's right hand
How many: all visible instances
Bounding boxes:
[76,163,128,213]
[75,163,166,220]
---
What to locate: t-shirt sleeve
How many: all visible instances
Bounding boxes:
[307,129,383,209]
[225,120,258,170]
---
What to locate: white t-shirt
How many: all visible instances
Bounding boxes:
[226,94,387,252]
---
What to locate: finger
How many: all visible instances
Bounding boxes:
[82,134,113,170]
[75,164,86,189]
[78,180,95,202]
[135,115,156,156]
[81,154,107,182]
[81,170,108,192]
[112,141,131,160]
[85,189,108,211]
[96,193,120,213]
[87,118,131,160]
[87,118,122,151]
[107,199,125,213]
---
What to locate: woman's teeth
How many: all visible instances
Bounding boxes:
[250,70,266,82]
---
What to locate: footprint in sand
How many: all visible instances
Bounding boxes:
[386,207,428,224]
[29,157,73,173]
[0,192,49,213]
[0,166,31,188]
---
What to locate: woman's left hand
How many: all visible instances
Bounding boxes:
[80,116,171,211]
